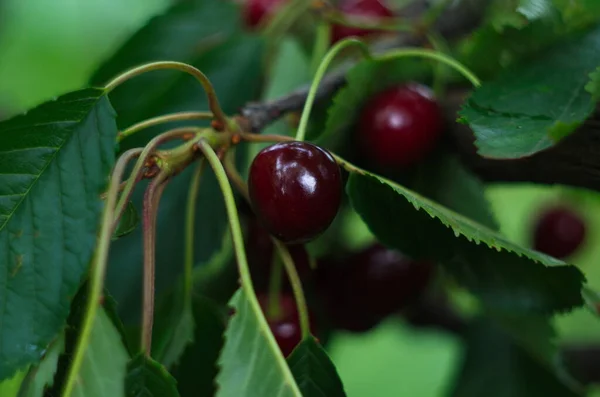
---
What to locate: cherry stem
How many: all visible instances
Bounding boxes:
[141,170,170,356]
[103,61,228,127]
[221,152,312,338]
[374,48,481,87]
[61,148,141,397]
[296,38,371,142]
[272,240,311,339]
[118,111,214,143]
[310,21,332,77]
[112,127,201,230]
[196,140,297,372]
[223,149,249,199]
[267,254,284,319]
[262,0,310,39]
[184,159,206,302]
[239,132,295,144]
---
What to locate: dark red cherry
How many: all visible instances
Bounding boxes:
[331,0,394,44]
[243,0,287,28]
[533,206,586,259]
[258,294,313,357]
[316,244,434,332]
[248,141,342,244]
[357,83,443,169]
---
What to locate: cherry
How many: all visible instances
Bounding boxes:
[258,293,312,357]
[357,83,443,170]
[243,0,287,28]
[248,141,342,244]
[316,244,434,332]
[331,0,394,44]
[533,206,586,259]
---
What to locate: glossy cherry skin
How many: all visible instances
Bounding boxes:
[248,141,342,244]
[316,244,434,332]
[533,206,586,259]
[358,83,443,170]
[258,294,313,357]
[331,0,393,44]
[243,0,287,28]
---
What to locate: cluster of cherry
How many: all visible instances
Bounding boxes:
[237,0,588,357]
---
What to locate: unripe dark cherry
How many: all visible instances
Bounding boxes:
[317,244,434,332]
[248,141,342,244]
[243,0,287,28]
[331,0,394,43]
[533,206,586,259]
[358,83,443,170]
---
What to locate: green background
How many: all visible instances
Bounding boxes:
[2,1,599,395]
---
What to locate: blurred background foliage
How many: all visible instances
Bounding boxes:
[2,0,600,395]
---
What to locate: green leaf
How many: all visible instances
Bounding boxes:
[460,25,600,159]
[216,289,302,397]
[113,201,139,239]
[70,308,130,397]
[287,337,346,397]
[586,66,600,101]
[152,287,195,369]
[90,0,240,123]
[553,0,600,26]
[0,88,117,380]
[413,152,498,230]
[488,0,556,31]
[171,296,226,397]
[316,58,431,146]
[0,370,26,397]
[94,8,264,319]
[451,317,581,397]
[18,335,65,397]
[346,171,585,314]
[125,354,180,397]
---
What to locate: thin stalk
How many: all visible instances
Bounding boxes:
[223,150,249,200]
[104,61,228,127]
[310,21,331,77]
[118,111,213,143]
[272,240,311,339]
[267,254,284,319]
[239,132,295,144]
[141,171,170,355]
[196,140,300,385]
[221,142,310,337]
[61,149,141,397]
[100,149,142,202]
[296,38,371,141]
[184,159,206,301]
[375,48,481,87]
[112,127,201,231]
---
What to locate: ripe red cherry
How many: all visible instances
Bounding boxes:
[243,0,287,28]
[258,294,311,356]
[248,141,342,244]
[316,244,434,332]
[331,0,393,44]
[533,206,586,259]
[357,83,443,170]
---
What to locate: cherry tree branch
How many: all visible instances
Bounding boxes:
[239,0,600,193]
[240,0,488,132]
